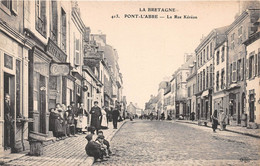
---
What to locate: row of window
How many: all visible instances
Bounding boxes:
[197,42,213,68]
[187,84,196,97]
[230,26,244,50]
[216,46,225,65]
[215,69,225,91]
[197,64,213,92]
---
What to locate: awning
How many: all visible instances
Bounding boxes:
[201,90,209,98]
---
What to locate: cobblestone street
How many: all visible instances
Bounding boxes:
[95,120,260,166]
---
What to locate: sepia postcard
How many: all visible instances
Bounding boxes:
[0,0,259,165]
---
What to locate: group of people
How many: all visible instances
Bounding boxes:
[49,102,89,140]
[49,101,122,140]
[85,131,112,162]
[211,109,227,132]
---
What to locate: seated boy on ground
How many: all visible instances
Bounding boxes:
[85,134,106,162]
[96,131,112,155]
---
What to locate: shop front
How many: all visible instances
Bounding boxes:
[0,31,31,152]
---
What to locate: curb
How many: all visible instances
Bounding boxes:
[82,120,128,166]
[175,120,260,139]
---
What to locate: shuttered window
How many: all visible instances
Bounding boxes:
[11,0,17,14]
[50,0,58,43]
[35,0,46,37]
[75,35,80,65]
[258,49,260,76]
[61,8,66,52]
[232,62,237,82]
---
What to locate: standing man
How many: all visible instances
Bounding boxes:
[90,101,101,134]
[112,103,120,129]
[71,102,78,134]
[4,94,13,150]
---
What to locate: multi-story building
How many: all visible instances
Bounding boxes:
[226,9,259,126]
[212,37,229,119]
[186,59,197,120]
[157,81,168,117]
[24,0,75,142]
[195,26,228,122]
[0,0,33,152]
[163,81,172,119]
[244,18,260,127]
[174,54,194,119]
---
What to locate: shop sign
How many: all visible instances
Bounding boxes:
[50,63,70,76]
[46,38,67,62]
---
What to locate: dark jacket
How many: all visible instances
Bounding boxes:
[85,141,102,159]
[90,106,101,129]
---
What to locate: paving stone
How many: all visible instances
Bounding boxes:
[94,120,260,166]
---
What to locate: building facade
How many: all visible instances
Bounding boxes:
[0,0,33,152]
[195,26,228,122]
[244,19,260,127]
[186,59,197,120]
[226,9,259,126]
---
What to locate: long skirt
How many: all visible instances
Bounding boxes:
[82,116,88,132]
[101,115,108,129]
[212,119,218,130]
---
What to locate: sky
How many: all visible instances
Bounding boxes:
[79,0,240,109]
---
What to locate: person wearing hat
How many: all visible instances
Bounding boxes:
[95,134,109,158]
[96,131,112,156]
[85,134,105,162]
[90,101,102,134]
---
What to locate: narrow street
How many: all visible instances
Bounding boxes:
[95,120,260,166]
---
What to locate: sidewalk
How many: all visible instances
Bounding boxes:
[0,120,127,166]
[174,120,260,139]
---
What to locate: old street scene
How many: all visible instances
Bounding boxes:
[0,0,260,166]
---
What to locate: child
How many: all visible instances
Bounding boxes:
[95,135,109,158]
[85,134,106,162]
[96,131,112,156]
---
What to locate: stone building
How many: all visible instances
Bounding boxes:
[212,36,229,120]
[0,0,33,152]
[186,58,197,120]
[195,26,228,122]
[174,54,195,119]
[226,9,259,126]
[243,18,260,127]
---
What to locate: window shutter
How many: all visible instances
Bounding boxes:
[11,0,18,15]
[241,58,244,81]
[255,54,258,77]
[40,0,46,36]
[258,50,260,76]
[246,58,249,80]
[233,62,237,82]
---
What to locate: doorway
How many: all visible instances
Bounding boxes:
[249,94,255,122]
[39,75,46,134]
[4,72,15,150]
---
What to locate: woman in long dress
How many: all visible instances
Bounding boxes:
[77,103,89,134]
[101,106,108,129]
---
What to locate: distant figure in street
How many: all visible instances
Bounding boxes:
[90,101,102,134]
[150,112,153,121]
[211,109,218,133]
[85,134,105,162]
[190,112,195,121]
[219,109,227,131]
[112,105,120,129]
[71,102,78,134]
[161,112,165,120]
[4,93,13,150]
[66,105,76,136]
